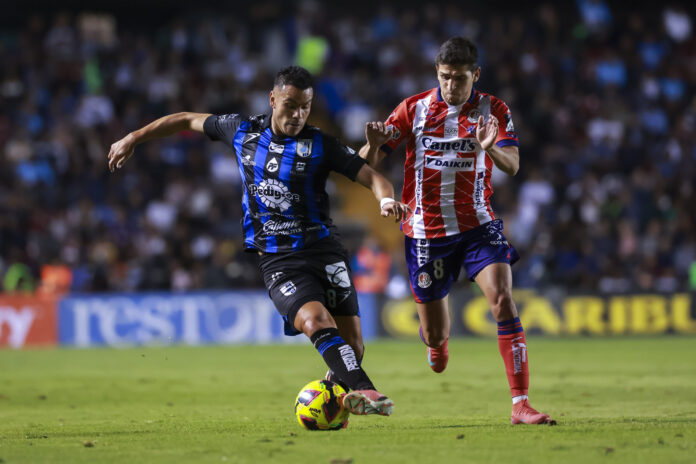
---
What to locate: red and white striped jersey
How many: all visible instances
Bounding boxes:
[381,87,519,239]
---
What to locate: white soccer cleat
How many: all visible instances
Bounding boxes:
[342,390,394,416]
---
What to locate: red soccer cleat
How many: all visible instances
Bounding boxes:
[420,326,449,373]
[342,390,394,416]
[510,399,556,425]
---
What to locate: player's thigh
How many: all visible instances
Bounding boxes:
[259,259,327,336]
[404,235,464,304]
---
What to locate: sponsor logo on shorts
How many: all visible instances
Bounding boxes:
[270,271,284,282]
[296,139,313,158]
[486,222,508,246]
[417,271,432,288]
[325,262,351,288]
[280,281,297,296]
[295,162,306,173]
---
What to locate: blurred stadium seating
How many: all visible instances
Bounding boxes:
[0,0,694,296]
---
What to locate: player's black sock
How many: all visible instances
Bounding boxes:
[311,328,375,391]
[327,351,363,392]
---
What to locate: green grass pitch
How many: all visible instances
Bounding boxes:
[1,337,695,463]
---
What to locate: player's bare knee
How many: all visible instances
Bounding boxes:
[296,308,335,337]
[490,291,516,321]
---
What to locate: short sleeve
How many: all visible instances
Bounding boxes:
[323,134,367,181]
[203,114,243,147]
[380,99,411,155]
[492,100,519,148]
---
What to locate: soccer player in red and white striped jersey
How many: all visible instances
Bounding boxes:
[360,37,554,425]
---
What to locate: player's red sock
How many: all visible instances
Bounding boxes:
[497,317,528,397]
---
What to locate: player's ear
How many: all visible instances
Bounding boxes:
[473,66,481,82]
[269,90,275,110]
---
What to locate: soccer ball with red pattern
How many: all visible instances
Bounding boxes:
[294,379,349,430]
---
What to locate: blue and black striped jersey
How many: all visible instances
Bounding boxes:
[203,113,366,253]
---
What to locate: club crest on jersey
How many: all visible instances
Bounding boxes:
[417,272,432,288]
[467,108,482,123]
[296,139,313,158]
[387,124,400,140]
[504,112,515,133]
[325,261,351,288]
[269,142,284,154]
[266,157,279,173]
[280,281,297,296]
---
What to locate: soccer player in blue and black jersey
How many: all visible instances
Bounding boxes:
[108,66,408,417]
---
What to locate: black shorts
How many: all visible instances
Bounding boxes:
[258,235,359,336]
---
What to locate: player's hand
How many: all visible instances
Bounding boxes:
[365,121,392,147]
[381,200,412,223]
[108,133,136,172]
[476,115,499,151]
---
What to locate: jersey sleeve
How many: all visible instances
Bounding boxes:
[203,114,243,147]
[323,134,367,181]
[492,99,519,148]
[380,99,411,155]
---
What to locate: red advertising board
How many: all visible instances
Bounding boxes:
[0,295,58,348]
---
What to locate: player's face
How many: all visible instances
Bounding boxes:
[270,85,313,137]
[436,64,480,106]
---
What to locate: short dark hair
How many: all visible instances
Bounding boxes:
[274,66,314,90]
[435,37,478,68]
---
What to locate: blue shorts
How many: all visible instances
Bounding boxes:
[405,219,520,303]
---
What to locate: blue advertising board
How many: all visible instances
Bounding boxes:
[58,291,378,347]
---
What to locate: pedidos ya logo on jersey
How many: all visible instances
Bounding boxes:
[249,179,299,211]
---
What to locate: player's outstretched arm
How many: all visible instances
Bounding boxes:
[108,112,211,172]
[358,121,390,167]
[476,115,519,176]
[355,164,411,222]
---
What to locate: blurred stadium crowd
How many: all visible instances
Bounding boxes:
[0,1,694,294]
